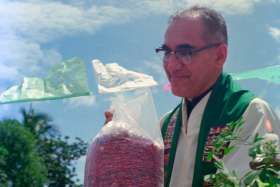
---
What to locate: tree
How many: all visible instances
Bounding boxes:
[0,120,47,187]
[21,107,88,186]
[21,106,59,139]
[0,146,8,185]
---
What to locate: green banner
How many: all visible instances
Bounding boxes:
[0,57,90,104]
[231,65,280,84]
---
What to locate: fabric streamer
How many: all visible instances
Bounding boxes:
[231,65,280,84]
[0,57,90,104]
[163,65,280,91]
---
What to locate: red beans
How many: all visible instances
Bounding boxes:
[85,130,163,187]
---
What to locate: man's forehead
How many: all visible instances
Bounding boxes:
[164,17,205,47]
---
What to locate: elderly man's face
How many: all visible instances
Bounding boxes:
[163,17,226,99]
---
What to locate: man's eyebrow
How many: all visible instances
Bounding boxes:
[161,44,194,50]
[161,44,170,49]
[176,44,194,49]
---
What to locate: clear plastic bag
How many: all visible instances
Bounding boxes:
[84,60,163,187]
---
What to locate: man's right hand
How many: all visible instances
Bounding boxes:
[104,111,113,125]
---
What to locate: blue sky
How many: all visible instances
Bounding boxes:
[1,0,280,184]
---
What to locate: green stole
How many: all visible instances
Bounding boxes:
[161,73,255,187]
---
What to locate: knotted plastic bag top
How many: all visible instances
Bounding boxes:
[92,59,158,94]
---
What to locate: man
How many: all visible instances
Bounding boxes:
[105,5,280,187]
[155,5,280,187]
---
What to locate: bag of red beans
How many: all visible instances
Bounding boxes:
[84,89,163,187]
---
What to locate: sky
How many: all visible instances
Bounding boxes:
[1,0,280,184]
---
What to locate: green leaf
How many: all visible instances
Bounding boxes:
[207,152,213,161]
[253,133,264,143]
[224,146,236,155]
[214,160,224,170]
[242,170,261,186]
[256,178,271,187]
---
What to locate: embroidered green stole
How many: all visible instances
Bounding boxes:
[161,73,255,187]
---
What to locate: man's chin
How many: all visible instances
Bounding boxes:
[171,88,192,98]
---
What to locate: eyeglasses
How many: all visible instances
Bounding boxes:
[155,43,221,64]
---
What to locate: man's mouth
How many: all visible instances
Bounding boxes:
[170,75,191,79]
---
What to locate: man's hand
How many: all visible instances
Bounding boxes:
[104,111,113,125]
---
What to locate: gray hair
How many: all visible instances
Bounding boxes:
[170,6,228,45]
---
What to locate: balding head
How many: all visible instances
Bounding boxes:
[170,6,228,45]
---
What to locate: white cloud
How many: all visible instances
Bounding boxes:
[0,105,12,119]
[276,107,280,118]
[268,27,280,68]
[277,54,280,62]
[0,34,62,77]
[0,63,19,82]
[102,0,277,16]
[180,0,278,15]
[75,155,86,185]
[0,1,129,43]
[0,0,129,84]
[269,27,280,42]
[0,0,278,86]
[142,58,167,85]
[65,95,96,107]
[196,0,256,14]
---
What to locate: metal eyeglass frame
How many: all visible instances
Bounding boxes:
[155,42,221,64]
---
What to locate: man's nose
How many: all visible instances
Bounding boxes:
[165,53,184,70]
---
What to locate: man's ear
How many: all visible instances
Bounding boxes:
[215,43,227,68]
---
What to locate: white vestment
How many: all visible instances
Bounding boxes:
[161,93,280,187]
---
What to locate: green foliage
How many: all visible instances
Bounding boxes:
[205,171,239,187]
[0,107,88,187]
[204,118,280,187]
[0,146,8,186]
[38,136,87,186]
[248,134,264,160]
[242,137,280,187]
[0,120,47,187]
[21,107,88,186]
[206,118,243,162]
